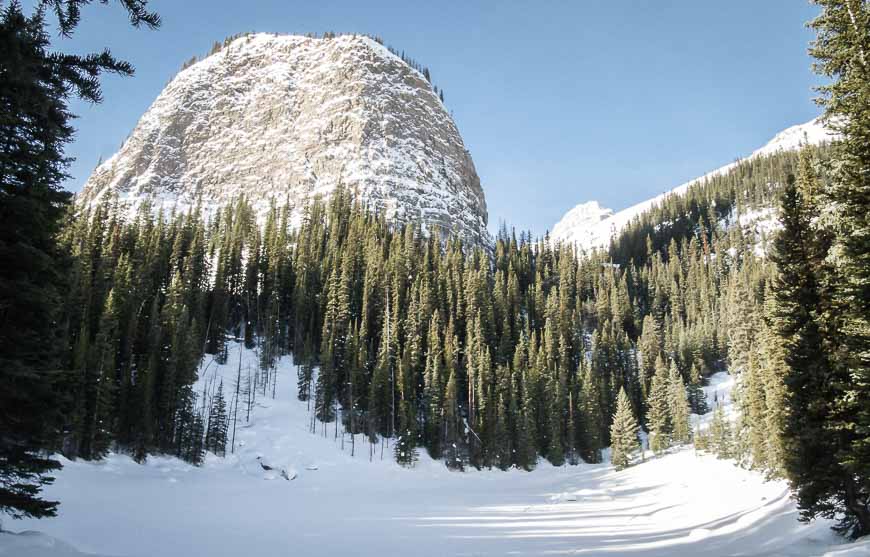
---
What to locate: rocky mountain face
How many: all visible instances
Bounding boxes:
[552,118,838,251]
[78,33,489,244]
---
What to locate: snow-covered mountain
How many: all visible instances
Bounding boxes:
[551,118,838,251]
[77,33,489,244]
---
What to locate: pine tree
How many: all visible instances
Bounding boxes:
[760,294,788,477]
[772,170,852,531]
[709,405,733,459]
[687,362,708,415]
[736,349,769,469]
[808,0,870,538]
[188,407,206,466]
[610,388,639,470]
[297,337,314,402]
[579,361,604,463]
[423,314,444,457]
[516,372,538,471]
[442,366,464,470]
[206,381,229,456]
[394,350,418,467]
[0,0,157,519]
[667,362,691,445]
[546,372,565,466]
[315,330,337,423]
[81,288,120,459]
[647,356,671,454]
[637,314,661,400]
[726,271,756,374]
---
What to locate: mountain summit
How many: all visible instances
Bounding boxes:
[552,118,837,251]
[77,33,489,243]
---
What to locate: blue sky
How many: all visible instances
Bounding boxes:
[31,0,823,235]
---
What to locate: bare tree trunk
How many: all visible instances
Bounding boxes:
[246,367,255,423]
[271,360,277,400]
[349,369,355,457]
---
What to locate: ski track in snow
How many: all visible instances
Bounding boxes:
[3,345,866,557]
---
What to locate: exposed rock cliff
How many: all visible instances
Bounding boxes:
[79,33,489,243]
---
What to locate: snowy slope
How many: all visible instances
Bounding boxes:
[77,34,489,244]
[4,346,865,557]
[0,531,109,557]
[552,118,838,251]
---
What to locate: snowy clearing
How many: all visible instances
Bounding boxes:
[3,346,866,557]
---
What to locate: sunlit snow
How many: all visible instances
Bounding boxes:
[3,344,865,557]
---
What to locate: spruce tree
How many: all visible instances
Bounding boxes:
[809,0,870,538]
[579,362,603,463]
[297,337,314,402]
[709,406,733,459]
[647,356,671,454]
[442,366,464,470]
[772,172,850,531]
[760,295,788,478]
[667,362,691,444]
[0,0,157,519]
[737,349,769,469]
[206,381,228,457]
[610,388,639,471]
[686,362,708,415]
[423,314,444,457]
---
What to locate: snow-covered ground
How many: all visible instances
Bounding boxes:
[691,370,737,431]
[3,347,867,556]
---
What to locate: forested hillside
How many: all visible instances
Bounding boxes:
[60,142,826,474]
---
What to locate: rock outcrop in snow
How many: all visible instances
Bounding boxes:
[77,33,489,244]
[552,118,838,251]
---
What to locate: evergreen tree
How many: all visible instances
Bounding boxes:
[760,294,788,478]
[709,405,733,459]
[579,361,604,463]
[610,388,639,470]
[0,0,157,520]
[736,349,769,469]
[772,171,850,532]
[637,314,661,400]
[808,0,870,538]
[647,356,671,454]
[667,362,691,444]
[686,362,708,415]
[423,314,444,457]
[297,337,314,402]
[206,381,228,456]
[442,366,464,470]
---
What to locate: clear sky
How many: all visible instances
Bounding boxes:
[29,0,823,236]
